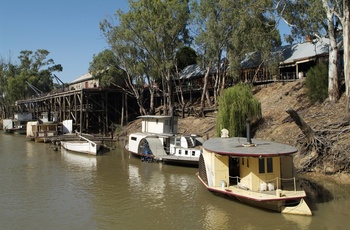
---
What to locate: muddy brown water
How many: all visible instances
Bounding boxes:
[0,133,349,229]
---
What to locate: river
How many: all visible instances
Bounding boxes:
[0,133,349,230]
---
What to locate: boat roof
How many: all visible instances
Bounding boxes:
[130,132,177,138]
[202,137,297,157]
[138,115,173,119]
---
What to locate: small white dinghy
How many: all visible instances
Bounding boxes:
[61,135,101,155]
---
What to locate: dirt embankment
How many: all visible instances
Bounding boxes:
[117,81,350,183]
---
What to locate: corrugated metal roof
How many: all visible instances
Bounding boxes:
[179,64,206,80]
[280,38,329,64]
[70,73,93,84]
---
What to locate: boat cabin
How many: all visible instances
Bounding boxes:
[200,137,297,192]
[139,115,178,134]
[198,132,312,215]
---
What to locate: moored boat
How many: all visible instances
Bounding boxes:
[26,121,59,142]
[61,135,101,155]
[197,130,312,216]
[125,115,203,165]
[3,119,28,135]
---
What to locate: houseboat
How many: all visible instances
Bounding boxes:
[26,121,59,142]
[2,112,33,135]
[197,130,312,216]
[125,115,204,165]
[26,112,59,142]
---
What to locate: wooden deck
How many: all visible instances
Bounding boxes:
[210,184,306,202]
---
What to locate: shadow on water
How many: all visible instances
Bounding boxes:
[299,177,334,211]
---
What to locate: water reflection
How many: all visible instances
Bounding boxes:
[61,148,97,169]
[203,205,230,230]
[282,214,312,229]
[2,134,350,229]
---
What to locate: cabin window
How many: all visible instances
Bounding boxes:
[131,137,137,141]
[185,150,188,155]
[259,158,273,173]
[267,158,273,173]
[259,158,265,173]
[192,151,195,156]
[178,149,181,155]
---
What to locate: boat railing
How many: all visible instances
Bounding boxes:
[229,176,241,185]
[260,177,297,193]
[229,176,299,193]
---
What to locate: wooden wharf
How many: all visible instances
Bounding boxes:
[14,88,137,136]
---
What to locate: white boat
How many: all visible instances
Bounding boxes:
[61,135,101,155]
[197,129,312,216]
[125,115,203,165]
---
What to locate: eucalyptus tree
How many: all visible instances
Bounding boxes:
[89,49,126,88]
[276,0,350,112]
[191,0,234,110]
[323,0,350,112]
[3,49,62,107]
[275,0,340,103]
[191,0,281,112]
[101,0,191,115]
[100,19,155,115]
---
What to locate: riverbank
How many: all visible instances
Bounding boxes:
[117,80,350,182]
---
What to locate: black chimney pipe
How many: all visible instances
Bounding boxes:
[246,119,252,144]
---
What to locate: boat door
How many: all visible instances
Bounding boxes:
[229,157,240,184]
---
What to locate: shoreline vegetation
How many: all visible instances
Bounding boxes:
[117,81,350,184]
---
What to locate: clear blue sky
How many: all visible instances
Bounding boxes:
[0,0,129,83]
[1,0,290,84]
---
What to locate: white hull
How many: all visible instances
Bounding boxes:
[126,132,203,165]
[61,140,101,155]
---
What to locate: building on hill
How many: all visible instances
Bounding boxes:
[177,37,332,88]
[69,72,99,90]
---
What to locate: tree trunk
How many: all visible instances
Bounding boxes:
[166,70,173,116]
[149,88,155,115]
[200,66,210,110]
[343,1,350,113]
[121,92,125,127]
[286,108,315,144]
[326,14,340,102]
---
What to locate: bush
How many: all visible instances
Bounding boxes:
[305,62,328,103]
[216,83,261,137]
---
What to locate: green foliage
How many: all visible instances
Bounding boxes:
[100,0,191,113]
[175,46,197,70]
[89,49,126,88]
[305,62,328,103]
[216,83,261,137]
[0,49,62,109]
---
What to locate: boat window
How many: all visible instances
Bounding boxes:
[259,158,265,173]
[178,149,181,155]
[267,158,273,173]
[131,137,137,141]
[192,151,195,156]
[185,150,188,155]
